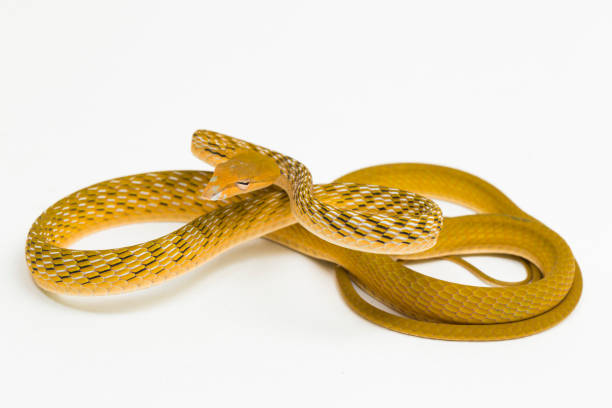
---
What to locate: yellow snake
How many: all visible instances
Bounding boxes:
[25,130,581,340]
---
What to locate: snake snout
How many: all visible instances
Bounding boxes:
[200,181,225,201]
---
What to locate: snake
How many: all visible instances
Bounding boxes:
[25,130,582,340]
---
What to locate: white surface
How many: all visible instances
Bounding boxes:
[1,1,610,407]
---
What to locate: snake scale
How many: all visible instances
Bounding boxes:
[25,130,581,340]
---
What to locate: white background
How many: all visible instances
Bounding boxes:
[1,1,610,407]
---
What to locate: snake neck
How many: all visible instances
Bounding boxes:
[273,157,316,220]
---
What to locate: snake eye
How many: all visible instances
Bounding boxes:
[236,180,250,190]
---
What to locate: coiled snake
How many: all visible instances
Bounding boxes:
[25,130,581,340]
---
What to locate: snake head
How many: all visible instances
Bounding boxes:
[200,150,281,200]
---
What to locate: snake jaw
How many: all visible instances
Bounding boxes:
[200,182,226,201]
[209,192,224,201]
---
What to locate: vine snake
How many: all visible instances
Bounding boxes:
[26,130,581,340]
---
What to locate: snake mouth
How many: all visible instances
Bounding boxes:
[200,182,225,201]
[206,191,224,201]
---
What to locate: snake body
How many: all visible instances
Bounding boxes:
[26,130,581,340]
